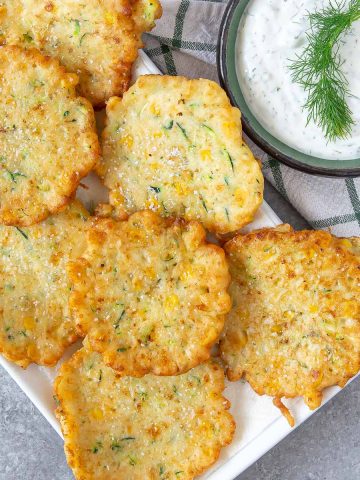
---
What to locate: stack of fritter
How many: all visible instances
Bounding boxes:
[0,5,359,479]
[0,0,162,105]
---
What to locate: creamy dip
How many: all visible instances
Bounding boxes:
[235,0,360,160]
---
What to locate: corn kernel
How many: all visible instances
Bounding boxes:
[120,134,133,149]
[136,309,147,320]
[32,230,42,239]
[149,162,160,170]
[23,316,35,331]
[38,182,50,192]
[309,305,318,314]
[200,149,211,161]
[145,196,160,211]
[234,188,245,205]
[90,407,104,420]
[164,294,179,312]
[132,278,143,291]
[5,96,15,106]
[145,267,156,280]
[104,11,116,24]
[110,190,125,207]
[150,104,160,116]
[199,421,213,439]
[180,265,194,281]
[61,73,78,89]
[174,182,189,196]
[340,239,352,250]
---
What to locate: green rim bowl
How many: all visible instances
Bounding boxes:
[217,0,360,177]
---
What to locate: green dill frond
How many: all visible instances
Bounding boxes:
[289,0,360,141]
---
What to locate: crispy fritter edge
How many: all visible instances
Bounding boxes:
[68,210,232,376]
[54,349,235,479]
[0,46,100,226]
[222,225,360,425]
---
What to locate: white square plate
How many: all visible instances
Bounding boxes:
[0,51,350,480]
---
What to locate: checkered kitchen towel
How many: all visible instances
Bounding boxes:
[143,0,360,237]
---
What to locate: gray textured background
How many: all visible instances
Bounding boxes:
[1,181,359,480]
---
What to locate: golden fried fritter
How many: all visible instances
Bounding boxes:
[0,46,99,226]
[68,210,231,376]
[99,75,264,234]
[55,346,235,480]
[130,0,162,33]
[220,225,360,424]
[0,0,161,106]
[0,201,89,368]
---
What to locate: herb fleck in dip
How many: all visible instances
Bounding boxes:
[236,0,360,160]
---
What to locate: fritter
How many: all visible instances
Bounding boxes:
[0,0,161,106]
[220,225,360,425]
[99,75,264,234]
[0,46,99,226]
[0,201,89,368]
[68,210,231,376]
[54,346,235,480]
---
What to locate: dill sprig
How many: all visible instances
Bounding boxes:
[289,0,360,141]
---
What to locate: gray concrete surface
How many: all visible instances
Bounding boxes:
[0,181,359,480]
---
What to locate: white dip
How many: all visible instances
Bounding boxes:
[235,0,360,160]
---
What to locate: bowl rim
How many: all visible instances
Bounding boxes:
[217,0,360,178]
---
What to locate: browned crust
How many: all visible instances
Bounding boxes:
[0,46,100,226]
[98,75,264,235]
[54,349,235,480]
[0,0,161,106]
[68,210,231,376]
[0,331,79,369]
[222,226,360,422]
[273,397,295,427]
[0,201,89,367]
